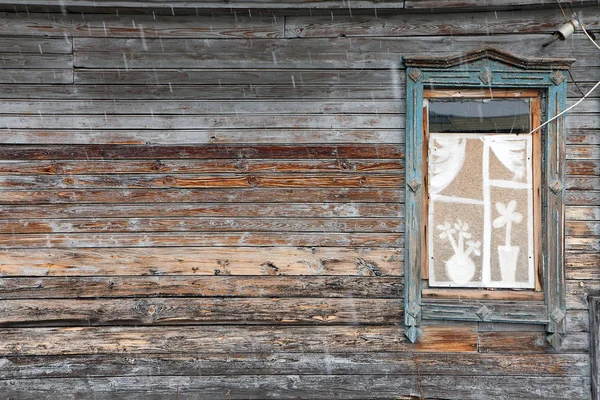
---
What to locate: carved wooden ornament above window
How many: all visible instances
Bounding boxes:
[403,47,574,350]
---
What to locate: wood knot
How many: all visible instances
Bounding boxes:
[151,160,163,171]
[356,258,382,276]
[63,177,75,185]
[261,262,280,275]
[147,305,156,315]
[162,176,176,185]
[246,176,259,187]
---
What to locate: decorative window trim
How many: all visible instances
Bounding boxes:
[403,47,574,349]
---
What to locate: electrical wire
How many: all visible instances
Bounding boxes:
[526,12,600,135]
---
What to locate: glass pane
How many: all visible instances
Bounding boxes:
[427,133,535,289]
[428,98,531,133]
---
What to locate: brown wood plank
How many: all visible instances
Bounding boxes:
[0,247,402,276]
[566,221,600,236]
[0,216,403,234]
[0,159,403,175]
[567,160,600,176]
[0,352,588,379]
[566,237,600,252]
[566,191,600,206]
[566,252,600,280]
[0,144,402,160]
[0,128,402,145]
[0,174,403,189]
[0,203,403,219]
[0,276,402,299]
[0,324,477,355]
[0,188,403,204]
[0,297,403,327]
[480,331,590,353]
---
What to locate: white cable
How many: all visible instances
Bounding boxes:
[527,18,600,135]
[527,79,600,135]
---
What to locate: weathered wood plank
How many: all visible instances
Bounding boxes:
[1,114,403,130]
[73,35,600,68]
[0,203,403,219]
[0,36,72,53]
[567,191,600,206]
[566,206,600,221]
[286,8,600,37]
[0,54,72,68]
[0,297,403,327]
[0,325,477,355]
[405,0,599,9]
[0,69,73,84]
[567,161,600,176]
[479,331,591,353]
[0,144,402,160]
[74,68,393,85]
[0,216,403,234]
[591,297,599,400]
[0,232,402,248]
[567,280,600,310]
[0,1,406,10]
[0,247,402,276]
[0,99,400,114]
[0,276,402,299]
[0,375,589,400]
[0,352,588,379]
[566,252,600,280]
[0,128,402,145]
[0,12,284,38]
[566,221,600,236]
[0,188,403,204]
[568,145,600,160]
[0,159,403,175]
[0,83,398,99]
[567,237,600,252]
[0,174,403,190]
[566,177,600,191]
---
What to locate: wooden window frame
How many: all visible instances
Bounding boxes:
[403,47,574,349]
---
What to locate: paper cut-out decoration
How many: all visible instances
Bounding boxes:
[493,200,523,283]
[437,220,481,284]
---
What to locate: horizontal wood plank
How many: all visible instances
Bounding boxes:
[0,375,589,400]
[0,276,402,299]
[0,297,403,327]
[0,69,73,84]
[0,188,403,204]
[0,324,477,355]
[0,246,402,276]
[0,203,403,219]
[0,352,588,379]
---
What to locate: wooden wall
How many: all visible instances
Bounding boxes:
[0,5,598,399]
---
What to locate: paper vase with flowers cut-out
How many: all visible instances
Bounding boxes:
[427,133,534,288]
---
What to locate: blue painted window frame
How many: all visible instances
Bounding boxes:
[403,47,574,349]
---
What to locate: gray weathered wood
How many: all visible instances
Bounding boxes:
[591,297,599,400]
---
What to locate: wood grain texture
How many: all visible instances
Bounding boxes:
[0,276,402,299]
[0,375,589,400]
[591,297,599,400]
[0,352,589,379]
[0,325,477,355]
[0,297,403,327]
[0,247,402,276]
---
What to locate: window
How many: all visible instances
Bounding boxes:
[403,47,573,349]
